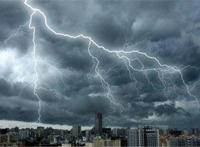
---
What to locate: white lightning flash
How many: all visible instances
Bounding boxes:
[29,11,41,123]
[24,0,199,122]
[87,41,121,109]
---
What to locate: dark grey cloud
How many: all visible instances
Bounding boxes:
[0,1,28,42]
[0,0,200,128]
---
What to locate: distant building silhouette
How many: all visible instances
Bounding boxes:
[95,113,102,135]
[72,125,81,137]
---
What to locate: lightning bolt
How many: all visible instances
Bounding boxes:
[24,0,199,122]
[29,11,41,123]
[87,41,121,109]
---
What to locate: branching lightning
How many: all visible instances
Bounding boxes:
[87,41,119,108]
[23,0,199,122]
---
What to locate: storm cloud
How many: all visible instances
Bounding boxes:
[0,0,200,128]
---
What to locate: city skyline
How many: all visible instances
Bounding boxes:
[1,0,200,128]
[0,113,199,146]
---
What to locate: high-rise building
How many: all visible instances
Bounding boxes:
[72,125,81,137]
[95,113,102,135]
[128,128,139,146]
[128,126,159,147]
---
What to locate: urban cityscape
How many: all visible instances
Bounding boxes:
[0,113,200,147]
[1,0,200,147]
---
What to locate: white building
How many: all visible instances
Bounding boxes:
[128,126,159,147]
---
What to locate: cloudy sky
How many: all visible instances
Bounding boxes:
[0,0,200,128]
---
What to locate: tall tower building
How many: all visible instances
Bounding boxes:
[72,125,81,137]
[95,113,102,135]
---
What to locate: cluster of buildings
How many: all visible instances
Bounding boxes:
[160,128,200,147]
[0,113,200,146]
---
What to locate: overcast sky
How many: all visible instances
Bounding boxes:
[0,0,200,128]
